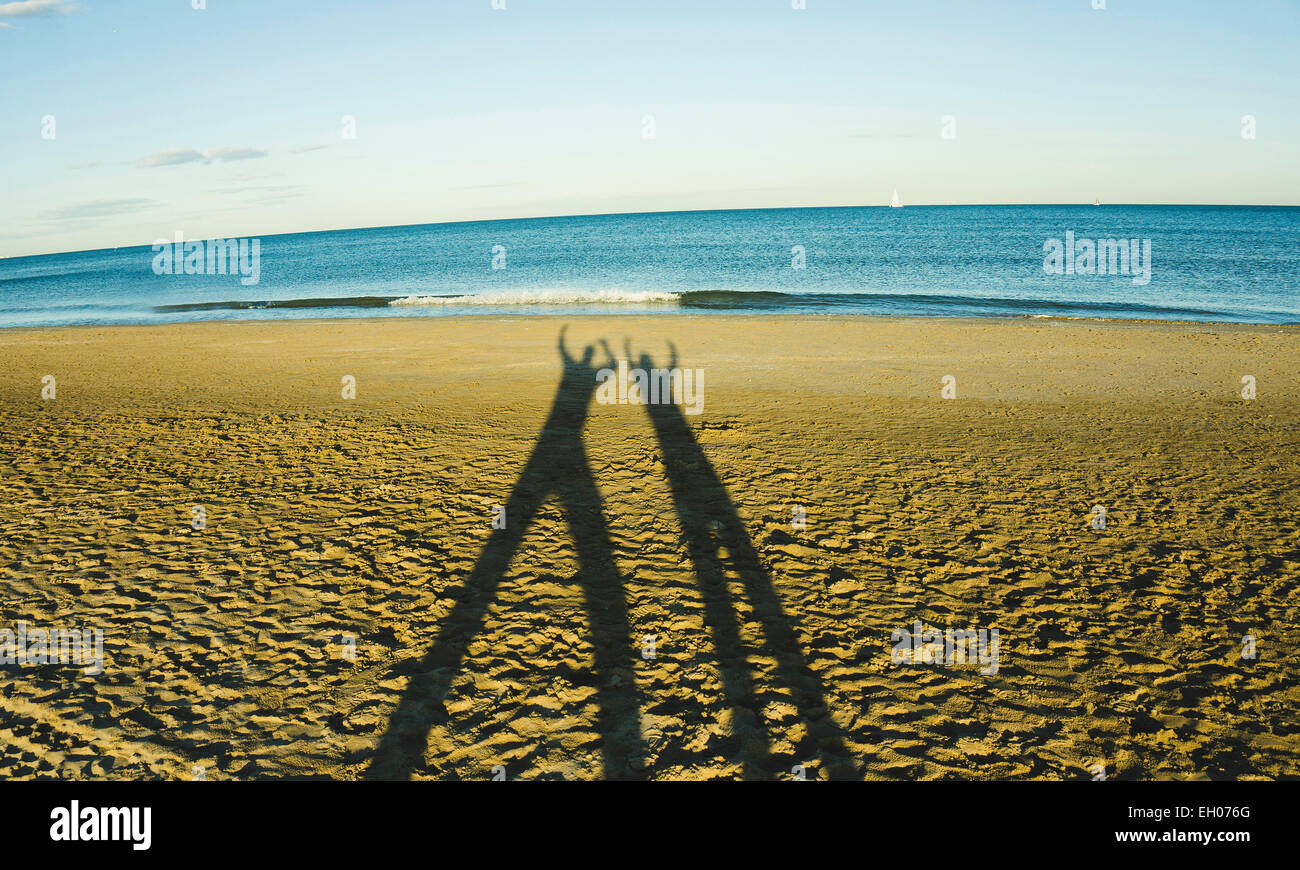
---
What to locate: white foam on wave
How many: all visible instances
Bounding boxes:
[389,289,682,307]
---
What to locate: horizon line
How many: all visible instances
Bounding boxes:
[7,201,1299,261]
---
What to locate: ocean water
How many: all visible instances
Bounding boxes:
[1,205,1297,328]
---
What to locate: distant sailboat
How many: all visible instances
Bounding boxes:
[1093,197,1101,206]
[890,189,902,208]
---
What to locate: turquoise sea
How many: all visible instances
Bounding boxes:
[1,205,1297,327]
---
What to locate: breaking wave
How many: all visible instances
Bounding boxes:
[388,289,682,306]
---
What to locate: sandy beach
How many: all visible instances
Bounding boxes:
[0,315,1296,780]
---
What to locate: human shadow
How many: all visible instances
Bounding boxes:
[367,331,856,780]
[626,341,859,780]
[366,328,645,780]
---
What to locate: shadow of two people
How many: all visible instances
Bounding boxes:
[366,328,857,780]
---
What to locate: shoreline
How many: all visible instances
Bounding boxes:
[3,311,1300,336]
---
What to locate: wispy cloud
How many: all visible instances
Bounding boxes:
[137,149,205,168]
[137,146,268,168]
[0,1,81,25]
[42,197,160,221]
[203,146,267,163]
[289,144,328,154]
[68,160,100,169]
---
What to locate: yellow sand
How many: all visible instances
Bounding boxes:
[0,316,1296,780]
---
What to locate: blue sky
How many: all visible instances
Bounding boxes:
[2,0,1296,257]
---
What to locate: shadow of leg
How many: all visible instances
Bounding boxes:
[638,350,860,780]
[557,468,646,780]
[366,334,644,780]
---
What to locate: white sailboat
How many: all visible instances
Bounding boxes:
[1093,197,1101,207]
[890,189,903,208]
